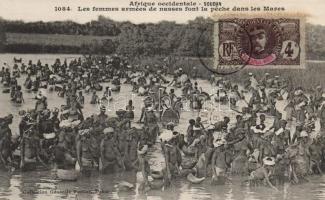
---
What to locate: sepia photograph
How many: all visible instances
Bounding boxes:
[0,0,324,199]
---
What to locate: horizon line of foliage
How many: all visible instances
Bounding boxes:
[0,16,214,57]
[0,16,121,36]
[0,16,324,60]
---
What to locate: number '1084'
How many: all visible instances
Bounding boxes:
[55,7,71,11]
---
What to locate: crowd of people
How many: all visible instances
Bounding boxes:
[0,55,324,192]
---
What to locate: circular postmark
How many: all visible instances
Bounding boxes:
[197,19,253,75]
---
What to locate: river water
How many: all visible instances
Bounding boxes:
[0,53,324,200]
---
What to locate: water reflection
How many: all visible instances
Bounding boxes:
[0,171,12,199]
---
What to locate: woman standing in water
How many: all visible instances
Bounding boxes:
[12,85,24,104]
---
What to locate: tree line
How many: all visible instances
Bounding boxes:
[0,16,324,60]
[116,17,213,57]
[0,16,120,36]
[0,16,214,57]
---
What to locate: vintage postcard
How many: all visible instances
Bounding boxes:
[0,0,324,200]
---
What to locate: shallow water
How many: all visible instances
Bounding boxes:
[0,53,323,200]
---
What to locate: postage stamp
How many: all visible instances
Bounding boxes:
[213,14,306,73]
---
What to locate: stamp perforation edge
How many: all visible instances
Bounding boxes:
[212,13,307,70]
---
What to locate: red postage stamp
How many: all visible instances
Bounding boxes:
[213,15,306,73]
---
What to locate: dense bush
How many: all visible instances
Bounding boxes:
[116,17,213,57]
